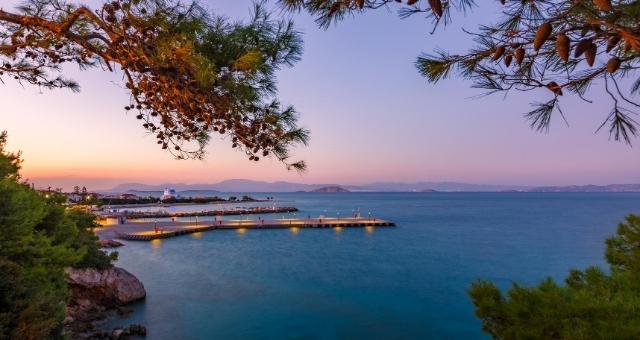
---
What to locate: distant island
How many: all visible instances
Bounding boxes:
[80,179,640,193]
[526,184,640,193]
[311,186,350,193]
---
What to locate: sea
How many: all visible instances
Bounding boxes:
[100,192,640,339]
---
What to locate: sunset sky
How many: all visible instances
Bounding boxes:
[2,0,640,191]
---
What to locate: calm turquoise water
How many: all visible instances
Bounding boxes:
[104,193,640,339]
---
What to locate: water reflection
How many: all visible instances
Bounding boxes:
[150,239,162,249]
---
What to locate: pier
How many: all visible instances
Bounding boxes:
[95,217,396,241]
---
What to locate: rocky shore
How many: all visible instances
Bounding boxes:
[99,239,124,248]
[65,266,146,339]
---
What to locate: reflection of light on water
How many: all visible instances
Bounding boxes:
[190,232,202,239]
[237,228,246,234]
[334,227,342,233]
[365,226,374,234]
[151,239,162,249]
[290,227,299,234]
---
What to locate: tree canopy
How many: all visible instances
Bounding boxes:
[0,131,117,339]
[278,0,640,144]
[467,214,640,338]
[0,0,309,171]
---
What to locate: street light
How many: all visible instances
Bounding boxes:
[337,212,340,223]
[196,215,198,227]
[368,212,371,222]
[352,209,354,219]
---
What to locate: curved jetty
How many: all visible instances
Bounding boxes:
[95,217,396,241]
[100,206,298,219]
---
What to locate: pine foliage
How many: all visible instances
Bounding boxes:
[280,0,640,145]
[0,0,308,171]
[468,214,640,339]
[0,132,115,338]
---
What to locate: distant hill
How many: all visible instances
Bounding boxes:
[360,181,531,192]
[420,189,437,192]
[105,180,640,193]
[526,184,640,192]
[106,180,531,192]
[107,179,365,192]
[310,186,350,193]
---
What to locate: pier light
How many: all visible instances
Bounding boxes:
[337,212,340,223]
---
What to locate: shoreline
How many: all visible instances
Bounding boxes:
[100,199,291,209]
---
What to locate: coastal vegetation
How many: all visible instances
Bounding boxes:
[279,0,640,144]
[0,132,117,339]
[0,0,308,171]
[468,214,640,338]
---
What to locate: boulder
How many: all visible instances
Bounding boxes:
[99,239,123,248]
[67,267,146,308]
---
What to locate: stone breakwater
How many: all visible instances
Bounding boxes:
[102,206,299,219]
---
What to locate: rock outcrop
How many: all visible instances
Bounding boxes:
[65,267,146,339]
[67,267,146,308]
[99,239,123,248]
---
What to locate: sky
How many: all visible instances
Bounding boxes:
[2,0,640,191]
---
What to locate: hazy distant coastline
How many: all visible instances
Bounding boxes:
[98,179,640,193]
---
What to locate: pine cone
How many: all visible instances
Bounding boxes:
[606,57,621,73]
[574,39,591,58]
[594,0,612,11]
[606,36,620,53]
[515,47,525,65]
[357,0,365,8]
[534,22,552,51]
[329,2,340,15]
[407,0,419,5]
[504,55,513,68]
[556,34,570,62]
[428,0,443,17]
[584,43,597,67]
[493,46,506,60]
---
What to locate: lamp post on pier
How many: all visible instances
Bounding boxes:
[368,212,371,222]
[195,216,198,227]
[337,212,340,224]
